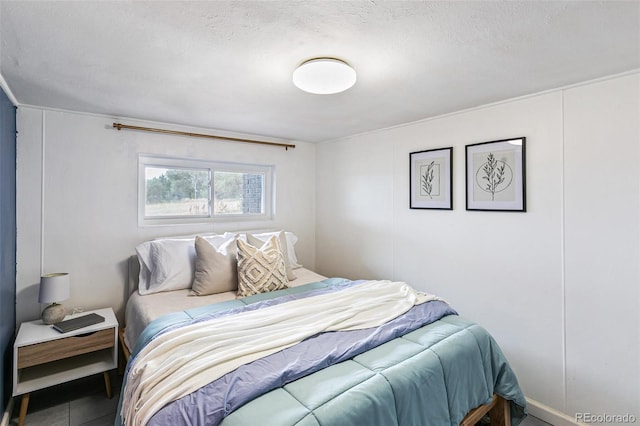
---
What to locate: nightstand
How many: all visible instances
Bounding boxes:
[12,308,118,426]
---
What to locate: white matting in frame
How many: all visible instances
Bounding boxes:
[410,147,453,210]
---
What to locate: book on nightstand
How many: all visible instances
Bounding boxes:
[52,313,105,333]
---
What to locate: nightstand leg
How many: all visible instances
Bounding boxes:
[18,393,30,426]
[103,371,112,399]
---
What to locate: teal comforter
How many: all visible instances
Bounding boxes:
[221,314,526,426]
[118,279,526,426]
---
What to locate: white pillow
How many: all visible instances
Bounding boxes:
[136,238,195,295]
[285,232,301,268]
[135,234,236,295]
[135,239,164,293]
[238,231,302,269]
[203,234,239,249]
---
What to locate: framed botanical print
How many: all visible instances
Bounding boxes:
[409,147,453,210]
[465,137,526,212]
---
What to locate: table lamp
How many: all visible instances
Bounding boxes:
[38,273,70,324]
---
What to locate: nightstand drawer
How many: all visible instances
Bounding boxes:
[18,328,114,369]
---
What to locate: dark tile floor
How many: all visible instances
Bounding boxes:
[9,372,121,426]
[10,372,552,425]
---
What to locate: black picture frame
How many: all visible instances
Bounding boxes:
[465,137,526,212]
[409,147,453,210]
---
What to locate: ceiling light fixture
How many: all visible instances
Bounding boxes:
[293,58,357,95]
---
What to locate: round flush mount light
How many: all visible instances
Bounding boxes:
[293,58,357,94]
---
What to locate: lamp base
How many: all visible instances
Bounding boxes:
[42,303,66,324]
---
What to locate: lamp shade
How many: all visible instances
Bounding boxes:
[38,273,70,304]
[293,58,357,94]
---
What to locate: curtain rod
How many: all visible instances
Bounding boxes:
[112,123,296,150]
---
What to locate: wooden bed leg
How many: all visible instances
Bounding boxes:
[460,394,496,426]
[489,395,510,426]
[460,394,511,426]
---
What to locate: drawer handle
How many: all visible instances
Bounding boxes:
[74,331,98,338]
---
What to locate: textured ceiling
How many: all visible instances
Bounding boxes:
[1,1,639,142]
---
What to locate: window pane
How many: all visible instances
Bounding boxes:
[145,166,210,217]
[139,155,273,225]
[214,171,264,215]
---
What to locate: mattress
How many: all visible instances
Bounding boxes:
[124,266,327,351]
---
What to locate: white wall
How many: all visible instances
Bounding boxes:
[563,76,639,418]
[316,73,639,421]
[16,109,316,325]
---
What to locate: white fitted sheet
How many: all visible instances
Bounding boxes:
[124,267,328,351]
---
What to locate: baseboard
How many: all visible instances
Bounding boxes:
[526,397,584,426]
[1,397,14,426]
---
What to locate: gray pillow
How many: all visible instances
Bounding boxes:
[190,235,238,296]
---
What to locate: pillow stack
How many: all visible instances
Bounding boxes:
[135,231,300,298]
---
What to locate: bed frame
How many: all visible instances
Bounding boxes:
[461,394,511,426]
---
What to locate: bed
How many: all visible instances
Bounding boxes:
[117,231,527,426]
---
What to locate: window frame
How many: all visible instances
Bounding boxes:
[138,154,274,227]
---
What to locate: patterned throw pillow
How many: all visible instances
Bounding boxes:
[236,236,289,297]
[247,231,297,281]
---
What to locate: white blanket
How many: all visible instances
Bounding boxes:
[124,267,328,351]
[121,280,443,426]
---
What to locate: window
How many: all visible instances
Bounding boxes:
[139,155,273,226]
